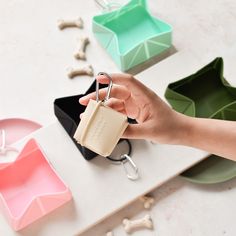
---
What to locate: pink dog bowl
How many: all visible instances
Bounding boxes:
[0,118,42,169]
[0,118,42,145]
[0,139,72,231]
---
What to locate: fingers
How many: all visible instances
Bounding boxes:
[80,108,147,140]
[80,111,146,140]
[80,73,153,106]
[79,84,130,105]
[97,73,147,93]
[105,98,126,113]
[79,98,126,119]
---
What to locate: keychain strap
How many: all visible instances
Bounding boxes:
[106,139,132,162]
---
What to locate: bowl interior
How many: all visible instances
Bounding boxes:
[174,68,236,118]
[0,146,66,218]
[104,6,169,54]
[55,95,84,126]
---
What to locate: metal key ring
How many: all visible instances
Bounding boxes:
[121,154,139,181]
[106,139,139,181]
[96,72,113,102]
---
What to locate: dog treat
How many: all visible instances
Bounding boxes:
[74,36,90,60]
[123,214,153,234]
[67,65,94,79]
[57,17,83,30]
[139,195,154,209]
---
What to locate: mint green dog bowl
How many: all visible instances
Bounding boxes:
[93,0,172,71]
[165,58,236,184]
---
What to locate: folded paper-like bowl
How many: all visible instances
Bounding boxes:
[165,57,236,184]
[54,80,108,160]
[92,0,172,71]
[0,139,72,231]
[54,80,134,160]
[54,93,97,160]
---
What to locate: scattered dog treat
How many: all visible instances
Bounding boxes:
[139,195,154,209]
[123,214,153,234]
[106,231,114,236]
[57,17,83,30]
[67,65,94,79]
[74,36,90,60]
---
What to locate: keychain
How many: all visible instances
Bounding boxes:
[107,139,139,181]
[74,72,128,157]
[74,72,139,180]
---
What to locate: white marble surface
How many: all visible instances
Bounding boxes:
[0,51,215,235]
[79,50,236,236]
[1,0,236,235]
[81,176,236,236]
[0,120,207,236]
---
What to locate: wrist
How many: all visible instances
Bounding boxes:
[171,112,194,146]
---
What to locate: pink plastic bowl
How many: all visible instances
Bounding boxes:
[0,118,42,145]
[0,139,72,231]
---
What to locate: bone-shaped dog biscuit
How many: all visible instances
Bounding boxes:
[123,214,153,234]
[74,37,90,60]
[57,17,83,30]
[67,65,94,79]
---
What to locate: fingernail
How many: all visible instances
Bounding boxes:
[78,97,84,103]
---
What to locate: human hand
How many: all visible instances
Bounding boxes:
[79,73,187,144]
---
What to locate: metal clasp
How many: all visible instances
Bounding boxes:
[0,129,18,155]
[96,72,113,102]
[121,154,139,181]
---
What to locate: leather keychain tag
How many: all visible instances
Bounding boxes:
[73,72,128,157]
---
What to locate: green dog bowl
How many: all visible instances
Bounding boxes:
[93,0,172,71]
[165,57,236,184]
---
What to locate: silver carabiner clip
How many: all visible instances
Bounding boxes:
[96,72,113,102]
[121,154,139,181]
[0,129,18,155]
[94,0,122,12]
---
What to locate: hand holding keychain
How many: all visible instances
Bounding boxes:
[74,72,139,180]
[74,72,128,156]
